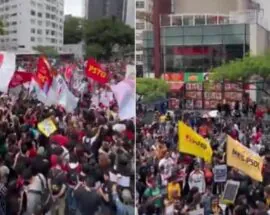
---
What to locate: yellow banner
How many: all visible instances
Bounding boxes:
[37,118,57,137]
[178,121,213,163]
[226,135,263,182]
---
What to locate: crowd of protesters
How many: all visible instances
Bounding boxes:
[136,101,270,215]
[0,58,135,215]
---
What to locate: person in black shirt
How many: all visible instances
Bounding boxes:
[74,177,102,215]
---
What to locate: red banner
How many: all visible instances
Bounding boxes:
[9,71,32,88]
[34,56,53,92]
[85,58,108,84]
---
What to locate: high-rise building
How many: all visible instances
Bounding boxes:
[0,0,64,51]
[124,0,135,28]
[85,0,126,21]
[135,0,154,77]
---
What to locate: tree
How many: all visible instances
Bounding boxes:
[210,53,270,96]
[33,46,58,58]
[137,78,169,103]
[83,18,134,60]
[210,53,270,82]
[64,16,83,44]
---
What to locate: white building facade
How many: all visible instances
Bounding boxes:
[136,0,153,67]
[0,0,64,51]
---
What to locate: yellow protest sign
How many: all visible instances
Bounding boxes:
[226,135,263,182]
[37,118,57,137]
[178,121,213,163]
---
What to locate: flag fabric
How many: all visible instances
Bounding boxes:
[34,56,53,93]
[30,75,79,112]
[226,135,263,182]
[64,64,75,82]
[85,58,109,84]
[110,79,135,120]
[178,121,213,163]
[0,52,16,93]
[9,71,33,88]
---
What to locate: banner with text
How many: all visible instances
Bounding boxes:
[178,121,213,163]
[85,58,108,84]
[226,135,263,182]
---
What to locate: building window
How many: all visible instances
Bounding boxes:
[11,21,17,25]
[31,19,36,24]
[46,30,49,35]
[31,10,36,16]
[31,28,35,33]
[38,20,42,25]
[37,29,42,34]
[38,12,42,18]
[136,44,143,52]
[136,54,143,62]
[136,1,144,8]
[136,22,145,30]
[31,37,35,42]
[46,13,50,18]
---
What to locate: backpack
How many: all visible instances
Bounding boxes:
[29,174,53,214]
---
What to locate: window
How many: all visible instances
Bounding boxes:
[136,54,143,62]
[136,43,143,52]
[31,37,35,42]
[38,12,42,17]
[37,29,42,34]
[31,28,35,33]
[46,13,50,18]
[136,1,144,8]
[46,30,49,35]
[11,21,17,25]
[31,10,36,16]
[11,13,17,17]
[31,19,36,24]
[38,20,42,25]
[136,22,145,30]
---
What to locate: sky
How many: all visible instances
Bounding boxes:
[254,0,270,30]
[64,0,83,17]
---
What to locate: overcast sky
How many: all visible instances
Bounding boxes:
[64,0,83,17]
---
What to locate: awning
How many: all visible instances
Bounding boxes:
[169,82,184,91]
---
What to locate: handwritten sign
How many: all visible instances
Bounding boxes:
[213,165,227,183]
[85,58,108,84]
[37,118,57,137]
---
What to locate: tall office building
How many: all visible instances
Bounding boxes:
[135,0,153,77]
[85,0,126,22]
[0,0,64,51]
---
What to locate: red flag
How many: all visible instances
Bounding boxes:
[9,71,33,88]
[64,64,74,82]
[34,56,53,93]
[85,58,108,84]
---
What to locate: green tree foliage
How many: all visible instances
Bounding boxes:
[33,46,58,57]
[84,18,134,60]
[137,78,169,103]
[210,53,270,82]
[64,17,83,44]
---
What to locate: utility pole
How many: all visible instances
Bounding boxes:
[153,0,161,78]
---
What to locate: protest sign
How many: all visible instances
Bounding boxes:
[178,121,213,163]
[38,118,57,137]
[226,135,263,182]
[188,208,204,215]
[109,172,130,187]
[85,58,108,84]
[213,165,227,183]
[222,180,240,204]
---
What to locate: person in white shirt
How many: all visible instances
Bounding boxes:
[188,163,206,193]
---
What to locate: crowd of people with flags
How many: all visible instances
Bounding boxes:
[0,52,135,215]
[136,102,270,215]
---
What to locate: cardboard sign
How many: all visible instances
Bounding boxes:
[37,118,57,137]
[188,208,204,215]
[109,172,130,187]
[222,180,240,204]
[85,58,108,84]
[213,165,227,183]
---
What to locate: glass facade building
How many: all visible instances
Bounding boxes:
[143,23,250,75]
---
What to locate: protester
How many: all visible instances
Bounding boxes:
[137,101,270,215]
[0,55,135,215]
